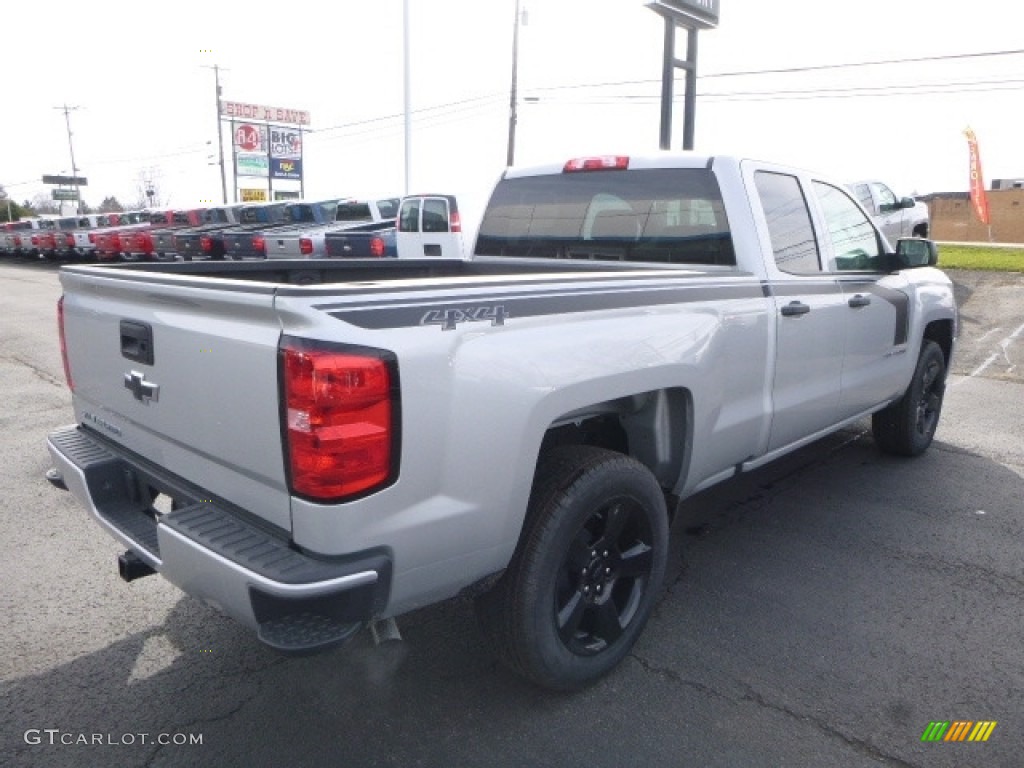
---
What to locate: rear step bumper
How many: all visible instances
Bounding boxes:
[46,425,392,655]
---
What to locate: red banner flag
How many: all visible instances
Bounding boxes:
[963,128,990,225]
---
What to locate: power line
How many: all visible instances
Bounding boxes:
[702,47,1024,79]
[522,47,1024,96]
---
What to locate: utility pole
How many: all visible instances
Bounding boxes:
[202,64,230,204]
[55,104,82,213]
[403,0,411,195]
[506,0,523,167]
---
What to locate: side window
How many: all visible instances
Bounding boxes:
[753,171,821,274]
[813,182,883,271]
[853,184,873,213]
[398,199,420,233]
[422,199,449,232]
[872,183,897,212]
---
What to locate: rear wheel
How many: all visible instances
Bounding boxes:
[872,339,946,456]
[476,446,668,690]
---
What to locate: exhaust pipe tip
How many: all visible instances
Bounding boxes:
[118,551,156,582]
[45,467,68,491]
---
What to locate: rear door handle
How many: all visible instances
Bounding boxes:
[848,294,871,308]
[780,301,810,317]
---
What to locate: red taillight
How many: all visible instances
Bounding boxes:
[369,237,385,258]
[281,342,395,500]
[13,235,21,246]
[253,236,266,253]
[449,210,462,233]
[57,296,74,391]
[110,234,122,250]
[299,237,313,255]
[88,233,96,244]
[140,232,153,253]
[199,236,212,252]
[31,235,39,245]
[65,234,75,247]
[563,156,630,172]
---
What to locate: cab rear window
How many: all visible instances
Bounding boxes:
[476,168,734,266]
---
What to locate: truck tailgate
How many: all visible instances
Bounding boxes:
[59,268,292,531]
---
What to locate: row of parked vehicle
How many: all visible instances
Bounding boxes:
[0,193,465,263]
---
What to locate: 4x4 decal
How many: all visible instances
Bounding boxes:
[420,305,509,331]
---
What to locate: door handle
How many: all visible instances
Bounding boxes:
[848,294,872,308]
[780,301,810,317]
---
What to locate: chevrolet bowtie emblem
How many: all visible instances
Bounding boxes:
[124,371,160,403]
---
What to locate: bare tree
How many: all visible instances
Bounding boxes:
[29,192,61,215]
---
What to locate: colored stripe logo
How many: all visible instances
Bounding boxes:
[921,721,997,742]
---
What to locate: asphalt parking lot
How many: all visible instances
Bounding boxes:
[1,261,1022,767]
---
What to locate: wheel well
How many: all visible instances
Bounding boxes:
[540,388,692,494]
[913,222,929,237]
[924,319,953,366]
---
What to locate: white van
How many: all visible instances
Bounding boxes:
[395,194,465,259]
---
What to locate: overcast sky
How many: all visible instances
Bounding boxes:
[2,0,1020,222]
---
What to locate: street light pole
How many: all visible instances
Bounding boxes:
[403,0,412,195]
[506,0,523,167]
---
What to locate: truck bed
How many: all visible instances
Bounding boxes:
[67,256,733,285]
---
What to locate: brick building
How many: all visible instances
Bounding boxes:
[922,188,1024,243]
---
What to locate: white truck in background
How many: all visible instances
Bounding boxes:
[849,180,929,243]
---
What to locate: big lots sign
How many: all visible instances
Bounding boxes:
[270,128,302,158]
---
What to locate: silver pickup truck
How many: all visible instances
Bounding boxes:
[46,152,956,690]
[849,180,930,242]
[264,197,400,259]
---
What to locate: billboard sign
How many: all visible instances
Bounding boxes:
[274,191,301,201]
[43,174,88,186]
[645,0,719,28]
[221,101,311,126]
[270,127,302,158]
[52,189,80,201]
[271,158,302,180]
[234,123,267,153]
[236,153,269,177]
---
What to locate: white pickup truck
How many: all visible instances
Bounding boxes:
[46,152,956,690]
[849,180,929,243]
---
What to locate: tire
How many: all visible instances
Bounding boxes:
[476,445,669,691]
[872,339,946,456]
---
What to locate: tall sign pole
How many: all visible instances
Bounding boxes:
[214,65,229,204]
[645,1,719,151]
[203,64,230,204]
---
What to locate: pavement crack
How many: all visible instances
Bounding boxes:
[0,353,64,389]
[738,684,924,768]
[142,659,284,767]
[629,653,730,701]
[629,656,925,768]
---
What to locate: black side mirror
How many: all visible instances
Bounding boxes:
[895,237,938,268]
[900,196,917,209]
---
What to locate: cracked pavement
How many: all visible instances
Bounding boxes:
[1,261,1022,767]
